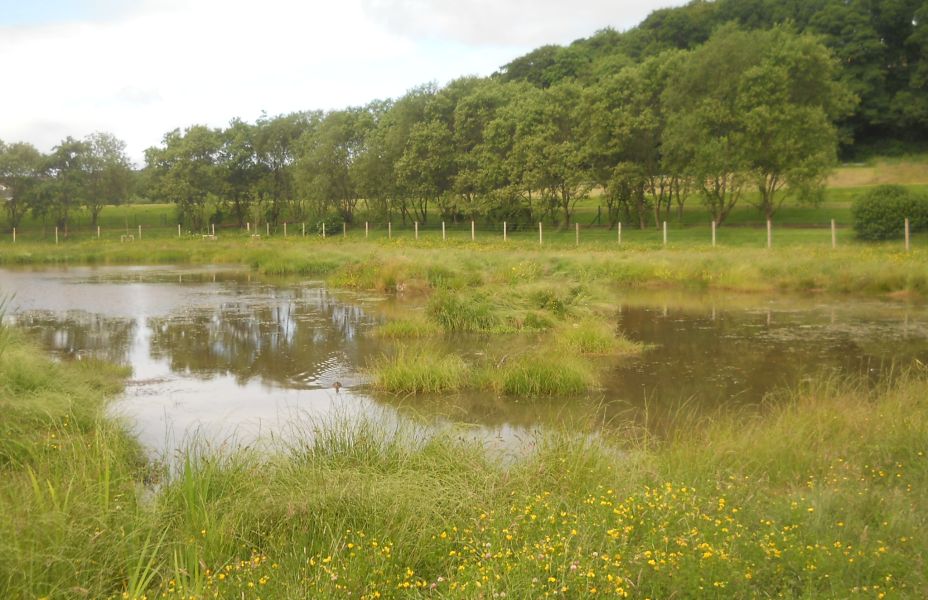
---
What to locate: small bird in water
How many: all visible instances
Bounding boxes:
[333,382,342,394]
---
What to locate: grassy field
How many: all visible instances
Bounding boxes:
[2,314,926,598]
[3,175,927,243]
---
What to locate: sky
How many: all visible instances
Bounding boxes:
[0,0,685,166]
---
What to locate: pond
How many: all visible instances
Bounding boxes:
[2,266,927,456]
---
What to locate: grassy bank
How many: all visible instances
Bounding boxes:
[0,236,926,297]
[2,321,927,598]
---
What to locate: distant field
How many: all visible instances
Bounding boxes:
[828,155,928,188]
[2,156,926,242]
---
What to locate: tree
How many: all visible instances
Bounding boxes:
[0,141,44,230]
[39,137,90,231]
[254,111,317,225]
[395,119,454,223]
[736,29,855,219]
[663,25,853,224]
[583,51,685,229]
[145,126,221,230]
[217,119,261,227]
[83,132,132,227]
[295,108,371,224]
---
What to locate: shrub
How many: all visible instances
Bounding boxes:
[852,185,928,240]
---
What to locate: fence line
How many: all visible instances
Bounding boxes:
[2,218,918,250]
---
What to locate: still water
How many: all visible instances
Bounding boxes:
[2,266,926,455]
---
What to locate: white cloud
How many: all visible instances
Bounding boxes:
[0,0,682,165]
[359,0,683,46]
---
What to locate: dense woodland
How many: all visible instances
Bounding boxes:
[1,0,925,231]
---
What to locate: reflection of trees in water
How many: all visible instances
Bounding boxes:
[149,288,378,387]
[15,310,135,364]
[610,305,928,413]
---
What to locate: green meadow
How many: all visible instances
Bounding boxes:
[2,162,927,598]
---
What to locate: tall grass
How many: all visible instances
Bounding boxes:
[1,336,927,597]
[372,349,469,393]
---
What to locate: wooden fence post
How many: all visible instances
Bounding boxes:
[575,222,579,246]
[415,221,419,240]
[618,222,621,244]
[711,220,716,247]
[662,221,667,246]
[538,222,543,245]
[905,218,910,252]
[503,221,507,241]
[831,219,836,249]
[471,220,475,241]
[767,219,772,249]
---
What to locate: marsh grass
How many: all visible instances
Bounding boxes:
[371,348,470,393]
[2,336,927,598]
[372,317,442,339]
[427,290,506,333]
[556,319,646,355]
[2,237,927,299]
[489,352,596,396]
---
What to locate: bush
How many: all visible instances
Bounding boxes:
[852,185,928,240]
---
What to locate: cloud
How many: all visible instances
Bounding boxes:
[359,0,684,46]
[0,0,681,165]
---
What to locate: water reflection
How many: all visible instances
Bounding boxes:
[147,290,375,388]
[12,310,136,364]
[2,266,927,458]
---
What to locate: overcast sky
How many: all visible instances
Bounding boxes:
[0,0,685,165]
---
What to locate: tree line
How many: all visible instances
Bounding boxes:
[1,21,865,232]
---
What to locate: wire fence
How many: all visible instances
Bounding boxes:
[1,217,918,251]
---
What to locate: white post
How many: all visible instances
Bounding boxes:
[302,223,305,237]
[767,219,772,249]
[538,222,543,245]
[55,226,59,245]
[322,222,326,239]
[212,223,215,237]
[365,221,369,239]
[905,218,910,252]
[711,220,716,247]
[12,228,15,243]
[618,222,622,244]
[503,221,507,242]
[663,221,667,246]
[415,221,418,240]
[442,221,446,240]
[284,222,287,237]
[247,222,250,232]
[98,225,101,239]
[177,224,181,238]
[388,222,391,239]
[831,219,836,249]
[471,220,475,241]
